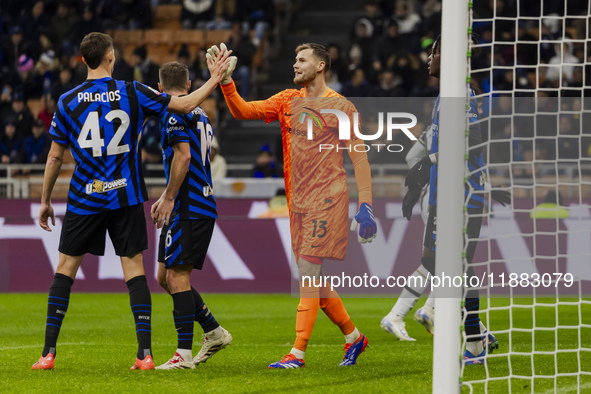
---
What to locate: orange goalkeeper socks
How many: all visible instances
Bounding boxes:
[294,284,320,352]
[319,286,355,335]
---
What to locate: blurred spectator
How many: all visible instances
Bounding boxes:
[68,53,87,85]
[74,6,103,47]
[545,41,579,88]
[17,54,37,97]
[226,22,256,98]
[193,47,211,83]
[51,66,76,99]
[0,118,23,164]
[252,144,282,178]
[131,45,160,89]
[38,94,58,131]
[39,30,57,59]
[393,52,419,95]
[350,0,385,40]
[101,0,152,30]
[392,1,421,53]
[325,69,342,93]
[20,118,51,169]
[556,115,579,161]
[210,136,227,179]
[2,26,25,70]
[9,91,34,139]
[372,70,404,97]
[181,0,216,30]
[372,20,405,73]
[176,45,197,84]
[393,1,421,35]
[20,1,51,43]
[112,46,134,82]
[326,43,349,84]
[206,0,236,30]
[341,67,372,97]
[349,18,376,78]
[0,85,14,119]
[50,0,80,55]
[39,51,57,96]
[237,0,275,47]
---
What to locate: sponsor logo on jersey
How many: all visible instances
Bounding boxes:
[85,178,128,194]
[166,116,184,133]
[299,107,327,132]
[193,107,208,118]
[78,90,121,103]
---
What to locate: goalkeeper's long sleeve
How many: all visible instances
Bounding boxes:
[346,141,373,207]
[220,80,267,120]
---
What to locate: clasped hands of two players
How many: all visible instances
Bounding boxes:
[401,155,512,221]
[206,43,237,85]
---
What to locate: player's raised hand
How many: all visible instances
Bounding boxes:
[206,43,237,85]
[405,155,434,188]
[39,202,55,232]
[350,202,377,243]
[205,43,233,84]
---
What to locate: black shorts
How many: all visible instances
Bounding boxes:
[423,206,483,262]
[158,219,215,270]
[59,203,148,257]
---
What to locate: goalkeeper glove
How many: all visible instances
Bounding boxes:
[491,188,511,206]
[350,203,377,243]
[206,43,237,85]
[405,154,435,189]
[402,184,422,221]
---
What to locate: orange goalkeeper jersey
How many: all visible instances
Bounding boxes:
[221,82,371,213]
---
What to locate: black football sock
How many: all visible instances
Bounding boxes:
[172,290,195,351]
[191,287,220,333]
[42,273,74,357]
[126,275,152,359]
[464,296,481,344]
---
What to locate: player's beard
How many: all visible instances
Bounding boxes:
[293,71,313,86]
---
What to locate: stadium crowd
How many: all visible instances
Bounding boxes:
[0,0,589,178]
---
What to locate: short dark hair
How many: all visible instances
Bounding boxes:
[80,32,113,69]
[433,34,441,55]
[159,62,189,92]
[295,43,331,71]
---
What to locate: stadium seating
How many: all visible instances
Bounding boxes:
[205,30,233,47]
[112,29,144,47]
[153,5,182,30]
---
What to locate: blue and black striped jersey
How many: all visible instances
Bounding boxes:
[49,77,171,215]
[160,106,217,220]
[429,92,485,209]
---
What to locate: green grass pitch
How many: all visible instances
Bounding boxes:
[0,294,589,393]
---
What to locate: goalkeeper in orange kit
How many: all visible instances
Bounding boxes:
[207,42,376,368]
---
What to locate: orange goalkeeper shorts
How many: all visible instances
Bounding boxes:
[290,195,349,262]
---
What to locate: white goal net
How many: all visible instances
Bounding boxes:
[457,0,591,392]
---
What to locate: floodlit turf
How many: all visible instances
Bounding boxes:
[0,294,589,393]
